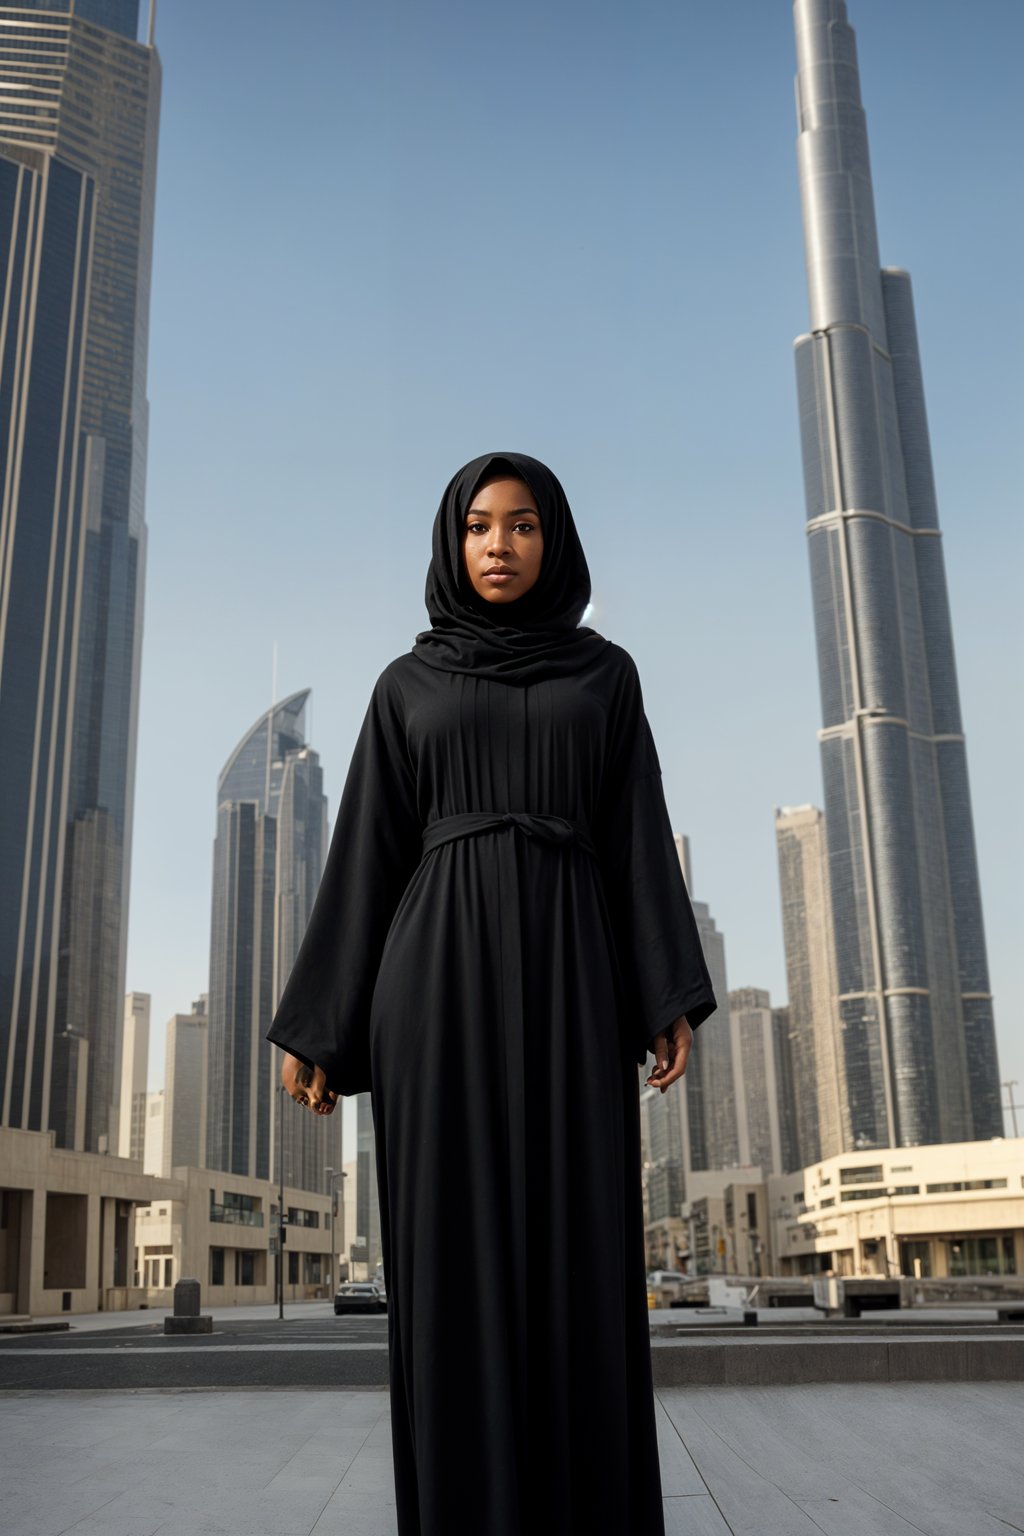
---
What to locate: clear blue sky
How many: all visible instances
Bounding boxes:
[132,0,1024,1159]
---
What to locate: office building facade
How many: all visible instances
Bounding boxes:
[162,997,207,1176]
[0,0,160,1152]
[775,805,847,1162]
[117,992,149,1162]
[791,0,1001,1145]
[728,988,783,1178]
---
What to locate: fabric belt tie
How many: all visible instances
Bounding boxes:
[421,810,597,859]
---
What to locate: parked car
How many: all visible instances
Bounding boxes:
[334,1282,387,1315]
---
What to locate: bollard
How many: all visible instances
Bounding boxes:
[174,1278,200,1317]
[164,1276,213,1335]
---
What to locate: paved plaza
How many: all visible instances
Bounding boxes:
[1,1306,1022,1534]
[1,1381,1023,1536]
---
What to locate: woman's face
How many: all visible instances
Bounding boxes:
[462,476,544,605]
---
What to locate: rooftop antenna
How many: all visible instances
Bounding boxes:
[147,0,156,47]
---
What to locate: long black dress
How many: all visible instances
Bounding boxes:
[267,641,716,1535]
[270,449,717,1532]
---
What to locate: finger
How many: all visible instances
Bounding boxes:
[658,1031,692,1092]
[645,1034,671,1084]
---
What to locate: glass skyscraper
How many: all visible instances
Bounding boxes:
[792,0,1002,1146]
[0,0,160,1151]
[775,804,847,1162]
[207,691,342,1191]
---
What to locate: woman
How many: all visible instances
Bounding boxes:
[267,450,717,1536]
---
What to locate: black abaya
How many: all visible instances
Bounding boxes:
[267,641,717,1536]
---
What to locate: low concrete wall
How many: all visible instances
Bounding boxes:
[651,1336,1024,1387]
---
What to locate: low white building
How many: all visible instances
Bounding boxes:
[135,1165,335,1307]
[766,1139,1024,1279]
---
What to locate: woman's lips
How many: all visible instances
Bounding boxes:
[483,571,515,584]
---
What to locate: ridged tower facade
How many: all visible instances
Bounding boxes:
[792,0,1001,1146]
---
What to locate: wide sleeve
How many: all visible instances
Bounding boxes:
[265,663,422,1096]
[592,649,718,1065]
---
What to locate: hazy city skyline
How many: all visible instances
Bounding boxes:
[122,0,1021,1166]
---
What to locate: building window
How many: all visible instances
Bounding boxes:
[947,1236,1015,1278]
[163,1257,173,1287]
[840,1188,885,1202]
[288,1251,299,1284]
[235,1250,255,1286]
[287,1207,320,1229]
[210,1248,225,1286]
[840,1165,884,1186]
[926,1180,1007,1194]
[210,1191,264,1227]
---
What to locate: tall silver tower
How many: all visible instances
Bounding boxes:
[792,0,1001,1146]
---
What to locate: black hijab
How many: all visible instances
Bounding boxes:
[411,451,610,683]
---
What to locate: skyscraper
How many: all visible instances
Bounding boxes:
[791,0,1001,1146]
[728,988,784,1177]
[640,835,739,1228]
[775,805,846,1162]
[688,889,737,1172]
[162,996,208,1176]
[206,691,342,1189]
[118,991,149,1162]
[0,0,160,1152]
[353,1091,382,1280]
[771,1004,802,1175]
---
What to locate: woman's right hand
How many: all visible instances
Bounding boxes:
[281,1053,338,1115]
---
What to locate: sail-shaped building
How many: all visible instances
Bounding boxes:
[207,691,341,1190]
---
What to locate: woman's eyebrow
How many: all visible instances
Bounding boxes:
[465,508,539,519]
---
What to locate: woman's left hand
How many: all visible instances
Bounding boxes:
[645,1016,693,1095]
[281,1053,338,1115]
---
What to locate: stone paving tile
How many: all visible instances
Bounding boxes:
[59,1513,165,1536]
[653,1395,704,1497]
[308,1489,400,1536]
[662,1495,732,1536]
[0,1490,127,1536]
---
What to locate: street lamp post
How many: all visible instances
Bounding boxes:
[325,1166,335,1298]
[338,1170,348,1284]
[324,1168,348,1297]
[278,1084,285,1320]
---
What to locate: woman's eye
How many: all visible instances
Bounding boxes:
[514,522,537,533]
